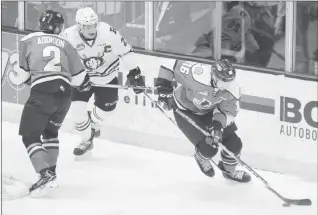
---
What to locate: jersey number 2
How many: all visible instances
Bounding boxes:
[43,46,61,72]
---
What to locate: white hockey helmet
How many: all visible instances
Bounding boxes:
[76,7,99,39]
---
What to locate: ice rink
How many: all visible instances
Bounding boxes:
[2,121,317,215]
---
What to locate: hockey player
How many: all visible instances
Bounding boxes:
[155,59,251,183]
[61,7,145,156]
[18,10,91,197]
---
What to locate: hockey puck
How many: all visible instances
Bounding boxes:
[282,203,291,207]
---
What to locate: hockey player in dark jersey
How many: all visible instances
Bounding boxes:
[17,10,91,197]
[155,59,251,183]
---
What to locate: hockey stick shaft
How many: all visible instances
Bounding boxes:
[91,83,157,91]
[174,108,311,206]
[142,92,178,126]
[142,92,218,167]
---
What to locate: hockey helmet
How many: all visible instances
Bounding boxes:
[76,7,98,39]
[211,59,236,86]
[39,10,64,34]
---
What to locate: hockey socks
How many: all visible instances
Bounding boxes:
[42,138,59,170]
[26,142,50,173]
[74,113,92,141]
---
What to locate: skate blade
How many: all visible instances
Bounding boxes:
[74,150,93,161]
[30,180,59,198]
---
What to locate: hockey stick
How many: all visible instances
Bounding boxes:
[174,108,312,207]
[142,92,219,166]
[91,83,157,91]
[143,92,178,126]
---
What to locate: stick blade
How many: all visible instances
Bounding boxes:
[285,198,312,206]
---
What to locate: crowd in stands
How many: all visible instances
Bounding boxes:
[1,1,317,76]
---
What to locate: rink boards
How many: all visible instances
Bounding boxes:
[1,31,317,181]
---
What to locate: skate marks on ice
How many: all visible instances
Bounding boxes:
[2,121,317,215]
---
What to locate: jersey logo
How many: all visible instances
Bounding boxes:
[198,91,209,96]
[191,64,211,86]
[193,96,225,110]
[83,56,104,70]
[193,98,213,109]
[193,66,203,75]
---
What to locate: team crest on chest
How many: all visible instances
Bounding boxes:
[83,56,104,70]
[193,98,213,109]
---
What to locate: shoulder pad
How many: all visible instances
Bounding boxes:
[98,22,112,34]
[218,80,241,100]
[21,32,45,41]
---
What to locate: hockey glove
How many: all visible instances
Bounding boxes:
[207,121,223,146]
[127,67,145,94]
[156,78,176,111]
[76,74,92,92]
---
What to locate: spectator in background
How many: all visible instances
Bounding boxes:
[274,2,285,37]
[193,2,283,68]
[192,3,257,63]
[154,2,215,54]
[239,2,278,67]
[295,2,318,76]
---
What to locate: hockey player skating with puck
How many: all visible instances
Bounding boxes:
[155,59,251,182]
[61,7,145,156]
[17,10,91,197]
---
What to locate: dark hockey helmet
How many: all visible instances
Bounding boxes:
[39,10,64,34]
[211,59,236,84]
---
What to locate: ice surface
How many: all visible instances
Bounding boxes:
[2,121,317,215]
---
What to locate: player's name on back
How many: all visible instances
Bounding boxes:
[37,36,65,48]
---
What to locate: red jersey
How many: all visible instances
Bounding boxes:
[19,32,85,88]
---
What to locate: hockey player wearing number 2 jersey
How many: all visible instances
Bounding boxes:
[61,8,145,156]
[155,59,251,183]
[18,10,90,197]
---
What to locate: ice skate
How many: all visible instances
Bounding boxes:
[29,168,58,198]
[218,161,251,183]
[73,139,94,156]
[73,129,95,156]
[194,147,215,177]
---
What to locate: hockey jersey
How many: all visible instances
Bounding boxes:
[158,60,241,128]
[19,32,85,88]
[61,22,136,85]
